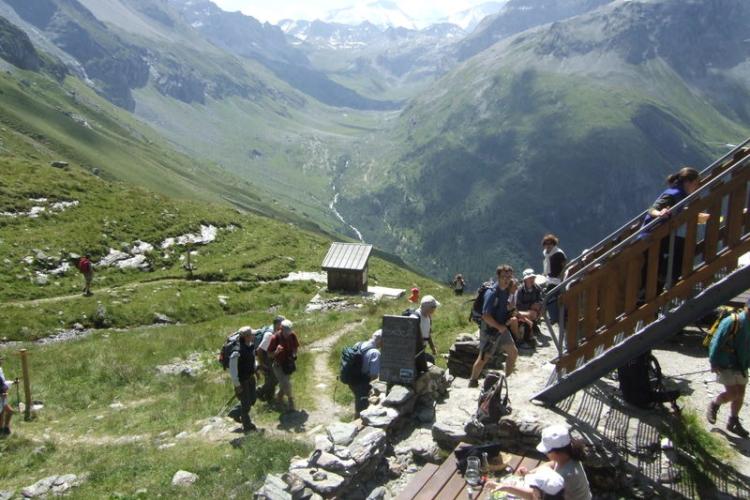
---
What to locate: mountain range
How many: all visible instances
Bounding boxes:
[1,0,749,286]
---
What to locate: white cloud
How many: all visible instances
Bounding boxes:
[211,0,487,25]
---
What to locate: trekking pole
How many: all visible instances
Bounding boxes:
[15,377,20,410]
[216,394,236,418]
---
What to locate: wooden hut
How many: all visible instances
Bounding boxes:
[321,242,373,293]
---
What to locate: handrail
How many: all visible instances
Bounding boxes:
[547,140,750,298]
[561,137,750,272]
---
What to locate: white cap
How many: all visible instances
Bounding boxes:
[522,268,535,279]
[371,329,383,342]
[281,319,294,331]
[525,467,565,495]
[237,326,253,337]
[536,424,571,453]
[420,295,440,309]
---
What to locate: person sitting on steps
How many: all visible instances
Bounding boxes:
[469,265,518,387]
[707,296,750,438]
[516,269,544,347]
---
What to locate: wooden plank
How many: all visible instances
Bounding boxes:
[413,455,458,500]
[440,468,469,500]
[583,281,599,340]
[645,241,660,301]
[682,210,698,279]
[705,199,722,263]
[565,292,580,354]
[623,257,642,314]
[727,181,748,247]
[601,270,618,327]
[396,463,439,500]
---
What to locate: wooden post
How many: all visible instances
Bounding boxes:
[185,243,193,278]
[19,349,32,421]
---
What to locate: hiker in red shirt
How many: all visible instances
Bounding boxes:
[268,319,299,412]
[78,254,94,296]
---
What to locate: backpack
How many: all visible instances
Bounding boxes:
[469,281,496,324]
[78,257,91,273]
[339,342,372,384]
[218,333,240,370]
[617,352,679,409]
[702,307,741,349]
[254,326,272,351]
[475,371,512,423]
[402,307,417,317]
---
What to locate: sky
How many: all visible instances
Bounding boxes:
[211,0,492,25]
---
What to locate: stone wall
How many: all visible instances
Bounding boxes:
[447,333,505,379]
[255,366,451,499]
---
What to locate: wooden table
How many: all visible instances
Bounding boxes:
[396,445,544,500]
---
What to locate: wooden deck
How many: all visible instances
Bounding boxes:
[396,445,543,500]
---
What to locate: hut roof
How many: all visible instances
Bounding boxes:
[321,242,373,271]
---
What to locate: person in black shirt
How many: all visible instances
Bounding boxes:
[542,235,567,325]
[229,327,258,432]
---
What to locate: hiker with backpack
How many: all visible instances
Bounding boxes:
[0,354,15,437]
[410,295,440,374]
[542,235,566,325]
[77,254,94,296]
[268,319,299,412]
[706,296,750,438]
[451,274,466,296]
[228,327,258,433]
[468,265,518,387]
[256,316,285,402]
[516,269,544,347]
[341,329,383,416]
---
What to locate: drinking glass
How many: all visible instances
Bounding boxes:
[465,456,481,487]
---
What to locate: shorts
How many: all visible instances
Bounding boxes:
[716,369,747,386]
[272,363,292,395]
[479,324,514,358]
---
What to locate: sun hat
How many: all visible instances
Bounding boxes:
[281,319,294,331]
[525,467,565,495]
[522,268,536,279]
[371,329,383,342]
[420,295,440,309]
[237,326,254,337]
[536,424,572,453]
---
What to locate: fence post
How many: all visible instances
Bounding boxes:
[19,349,32,421]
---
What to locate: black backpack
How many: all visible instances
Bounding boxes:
[469,281,496,324]
[475,371,512,423]
[218,333,240,370]
[339,342,373,384]
[617,352,679,409]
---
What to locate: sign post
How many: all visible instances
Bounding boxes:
[380,315,419,385]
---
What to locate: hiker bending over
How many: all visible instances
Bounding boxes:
[269,319,299,412]
[640,167,706,292]
[469,265,518,387]
[229,327,257,433]
[77,254,94,296]
[348,330,383,416]
[516,424,591,500]
[488,466,565,500]
[0,355,14,437]
[256,316,284,402]
[542,235,566,325]
[411,295,439,373]
[707,297,750,438]
[451,274,466,296]
[516,269,544,346]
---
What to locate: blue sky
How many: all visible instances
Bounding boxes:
[211,0,489,25]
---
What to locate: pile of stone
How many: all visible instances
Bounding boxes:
[16,473,85,498]
[447,333,505,378]
[257,366,452,499]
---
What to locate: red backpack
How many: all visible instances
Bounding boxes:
[78,257,91,273]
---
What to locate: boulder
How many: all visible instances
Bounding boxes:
[153,313,176,324]
[314,452,357,476]
[99,248,130,267]
[349,427,387,465]
[415,365,450,403]
[360,405,399,429]
[256,474,293,500]
[395,428,442,463]
[293,468,346,496]
[366,486,387,500]
[116,254,149,271]
[131,240,154,255]
[171,470,198,487]
[21,476,57,497]
[313,434,334,453]
[326,422,359,447]
[0,491,13,500]
[383,385,414,407]
[50,161,69,168]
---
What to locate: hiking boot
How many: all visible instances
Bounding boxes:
[706,401,719,424]
[468,379,479,388]
[243,423,258,433]
[728,417,749,438]
[1,427,10,436]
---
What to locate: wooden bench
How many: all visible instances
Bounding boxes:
[396,444,544,500]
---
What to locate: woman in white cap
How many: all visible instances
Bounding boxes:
[489,467,565,499]
[520,424,592,500]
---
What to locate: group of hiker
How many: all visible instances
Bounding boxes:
[222,316,299,433]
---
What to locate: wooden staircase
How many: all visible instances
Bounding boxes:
[533,141,750,405]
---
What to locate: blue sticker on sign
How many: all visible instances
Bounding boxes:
[400,368,414,382]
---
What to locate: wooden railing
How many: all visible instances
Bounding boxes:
[548,146,750,376]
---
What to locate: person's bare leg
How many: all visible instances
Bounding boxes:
[470,354,487,382]
[731,385,745,417]
[504,344,518,376]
